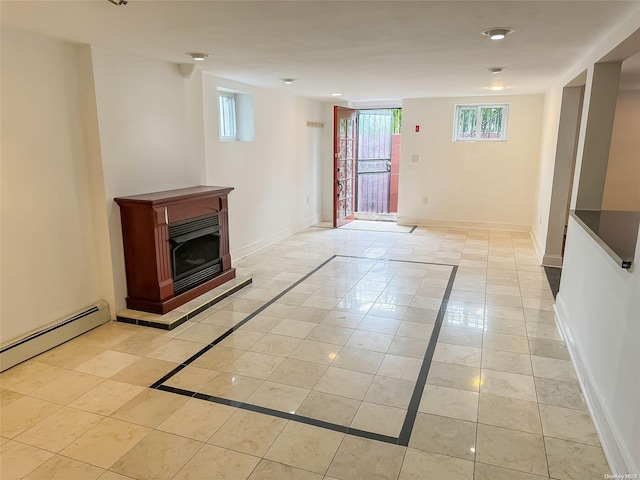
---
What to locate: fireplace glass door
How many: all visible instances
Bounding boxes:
[169,215,222,294]
[172,233,220,280]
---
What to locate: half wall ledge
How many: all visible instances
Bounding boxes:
[570,210,640,269]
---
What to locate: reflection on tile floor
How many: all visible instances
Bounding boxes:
[0,225,611,479]
[313,220,415,233]
[154,254,454,444]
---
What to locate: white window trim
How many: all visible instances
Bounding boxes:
[218,91,238,141]
[453,103,509,142]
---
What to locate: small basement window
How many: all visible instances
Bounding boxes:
[217,88,255,142]
[454,104,509,142]
[218,92,237,140]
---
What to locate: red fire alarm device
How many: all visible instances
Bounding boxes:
[415,125,420,133]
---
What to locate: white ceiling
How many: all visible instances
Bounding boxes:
[1,1,637,101]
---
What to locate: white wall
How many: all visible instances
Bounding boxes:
[398,95,543,229]
[531,87,564,258]
[0,32,326,324]
[0,30,104,342]
[90,47,207,311]
[532,7,640,260]
[533,7,640,474]
[202,75,323,257]
[602,90,640,211]
[555,218,640,474]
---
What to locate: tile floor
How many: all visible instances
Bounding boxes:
[313,220,414,233]
[0,225,610,480]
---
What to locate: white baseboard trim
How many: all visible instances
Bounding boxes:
[531,229,545,265]
[231,215,321,260]
[542,254,563,267]
[0,301,110,372]
[396,216,530,232]
[554,297,637,475]
[530,227,562,267]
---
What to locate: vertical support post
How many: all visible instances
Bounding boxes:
[575,62,622,210]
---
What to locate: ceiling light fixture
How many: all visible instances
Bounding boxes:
[186,52,210,62]
[486,67,504,75]
[330,93,343,97]
[481,28,515,40]
[490,85,507,91]
[281,78,296,84]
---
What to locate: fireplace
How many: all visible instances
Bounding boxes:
[170,215,222,294]
[115,186,235,314]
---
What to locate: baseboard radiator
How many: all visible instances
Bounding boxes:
[0,301,110,372]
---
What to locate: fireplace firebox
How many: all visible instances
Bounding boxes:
[115,186,235,314]
[170,215,222,294]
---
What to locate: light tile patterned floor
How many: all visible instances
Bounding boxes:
[313,220,414,233]
[0,225,610,480]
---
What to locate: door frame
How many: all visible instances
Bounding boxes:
[354,108,395,215]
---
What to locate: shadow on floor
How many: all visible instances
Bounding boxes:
[544,267,562,299]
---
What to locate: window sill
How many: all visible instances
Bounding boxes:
[570,210,640,269]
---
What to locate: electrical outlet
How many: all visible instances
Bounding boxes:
[411,154,420,163]
[306,196,310,204]
[422,195,429,205]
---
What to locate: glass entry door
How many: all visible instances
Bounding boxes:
[356,109,394,214]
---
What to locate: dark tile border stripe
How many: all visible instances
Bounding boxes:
[397,264,458,445]
[309,224,418,234]
[338,226,417,234]
[150,254,457,447]
[150,256,337,388]
[156,383,400,444]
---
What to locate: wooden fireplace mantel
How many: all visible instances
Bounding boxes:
[115,186,235,314]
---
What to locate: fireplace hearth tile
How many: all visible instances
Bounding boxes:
[116,276,253,330]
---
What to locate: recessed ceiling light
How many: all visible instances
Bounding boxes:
[186,52,210,61]
[486,67,504,75]
[489,85,507,91]
[281,78,296,84]
[481,28,515,40]
[330,93,343,97]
